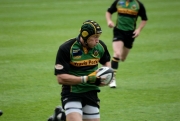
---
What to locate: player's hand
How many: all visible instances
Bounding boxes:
[107,20,114,28]
[132,29,140,38]
[87,71,101,86]
[87,76,101,86]
[81,71,101,86]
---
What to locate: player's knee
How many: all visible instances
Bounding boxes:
[114,53,121,59]
[120,56,126,61]
[121,57,125,61]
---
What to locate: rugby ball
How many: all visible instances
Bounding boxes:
[96,67,114,85]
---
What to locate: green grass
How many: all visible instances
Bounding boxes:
[0,0,180,121]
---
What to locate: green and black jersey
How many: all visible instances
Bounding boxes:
[107,0,148,31]
[54,36,110,93]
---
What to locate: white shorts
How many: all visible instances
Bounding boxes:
[64,101,100,119]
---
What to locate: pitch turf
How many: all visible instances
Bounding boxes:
[0,0,180,121]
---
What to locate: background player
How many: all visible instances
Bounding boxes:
[105,0,148,88]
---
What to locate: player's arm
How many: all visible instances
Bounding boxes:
[137,2,148,32]
[106,12,114,28]
[102,61,111,68]
[133,20,147,38]
[56,74,82,85]
[99,40,111,66]
[57,73,101,86]
[137,20,147,32]
[105,0,117,28]
[133,1,148,38]
[54,42,83,85]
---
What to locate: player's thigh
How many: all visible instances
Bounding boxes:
[67,112,82,121]
[112,41,124,55]
[82,105,100,121]
[64,101,83,121]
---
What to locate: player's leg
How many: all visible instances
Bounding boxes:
[121,46,130,61]
[109,28,134,88]
[121,30,135,61]
[112,39,130,61]
[109,40,123,88]
[109,27,126,88]
[64,101,83,121]
[82,105,100,121]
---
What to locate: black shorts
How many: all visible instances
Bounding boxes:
[61,90,100,109]
[113,27,135,49]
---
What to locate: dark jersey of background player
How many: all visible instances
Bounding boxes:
[107,0,148,31]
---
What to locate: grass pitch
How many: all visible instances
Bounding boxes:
[0,0,180,121]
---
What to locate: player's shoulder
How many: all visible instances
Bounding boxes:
[99,40,107,47]
[60,37,77,49]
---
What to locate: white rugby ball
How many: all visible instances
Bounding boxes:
[96,67,114,85]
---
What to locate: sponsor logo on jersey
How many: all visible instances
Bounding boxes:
[55,64,64,70]
[92,50,99,58]
[73,56,81,59]
[72,49,82,59]
[118,1,125,5]
[117,8,138,15]
[70,59,99,67]
[131,4,137,10]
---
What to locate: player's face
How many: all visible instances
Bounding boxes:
[87,34,101,48]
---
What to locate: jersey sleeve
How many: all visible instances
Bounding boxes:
[138,1,148,20]
[54,43,71,75]
[99,40,111,65]
[107,0,118,14]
